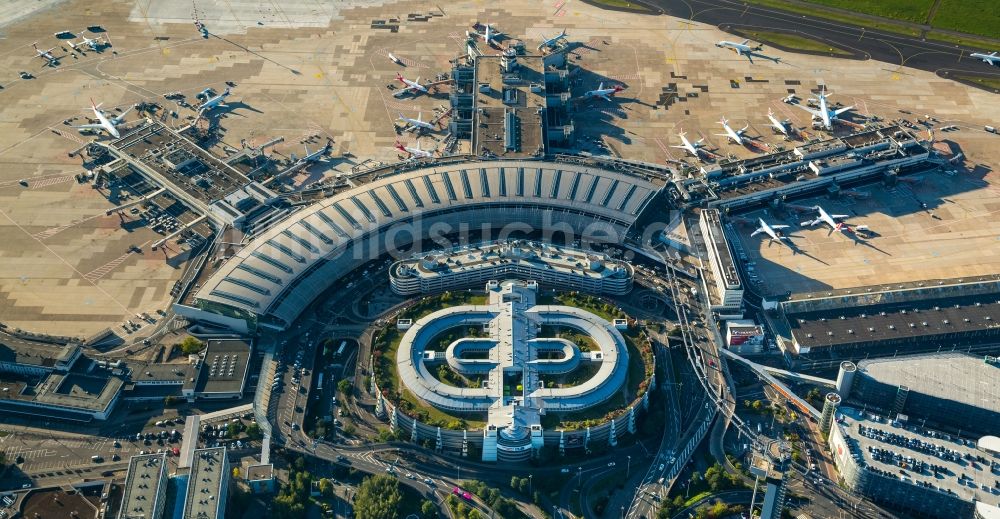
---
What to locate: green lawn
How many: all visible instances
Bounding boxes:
[930,0,1000,40]
[746,29,854,56]
[799,0,933,24]
[748,0,923,37]
[585,0,655,13]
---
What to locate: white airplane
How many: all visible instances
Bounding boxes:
[537,29,568,51]
[298,140,332,164]
[69,31,105,52]
[715,117,748,145]
[468,23,502,47]
[716,39,762,63]
[581,82,624,102]
[397,112,436,132]
[795,87,852,130]
[198,87,231,114]
[72,99,131,138]
[388,52,403,65]
[671,131,705,158]
[801,205,860,234]
[394,140,432,159]
[767,109,791,136]
[970,51,999,66]
[32,43,58,65]
[751,218,790,242]
[394,73,428,97]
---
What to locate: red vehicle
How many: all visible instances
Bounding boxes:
[452,487,472,501]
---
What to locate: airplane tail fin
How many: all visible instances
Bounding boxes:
[560,29,567,37]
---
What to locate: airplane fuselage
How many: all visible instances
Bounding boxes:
[768,113,789,135]
[93,106,120,138]
[971,52,999,66]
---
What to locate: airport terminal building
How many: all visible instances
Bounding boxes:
[390,240,633,296]
[176,160,662,333]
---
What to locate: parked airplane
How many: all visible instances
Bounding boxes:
[394,140,432,159]
[970,51,999,66]
[397,112,436,132]
[581,82,624,102]
[72,99,131,138]
[716,39,762,62]
[537,29,568,51]
[32,43,58,65]
[198,87,231,113]
[468,23,502,47]
[795,87,852,130]
[298,140,332,164]
[801,205,866,234]
[671,131,705,158]
[393,73,428,97]
[767,109,791,136]
[69,31,105,52]
[751,218,790,242]
[715,117,748,145]
[388,52,403,65]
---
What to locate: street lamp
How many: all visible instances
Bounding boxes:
[626,455,631,478]
[528,474,533,496]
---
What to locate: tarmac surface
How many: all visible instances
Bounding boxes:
[0,0,996,338]
[648,0,1000,82]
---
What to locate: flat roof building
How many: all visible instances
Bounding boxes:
[829,407,1000,518]
[119,452,169,519]
[390,240,633,296]
[182,447,229,519]
[195,339,252,399]
[698,209,743,315]
[843,353,1000,436]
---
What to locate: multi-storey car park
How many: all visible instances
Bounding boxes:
[836,353,1000,437]
[395,280,631,461]
[828,407,1000,519]
[389,240,633,296]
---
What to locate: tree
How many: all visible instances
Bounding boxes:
[294,456,306,472]
[232,467,241,479]
[318,478,334,497]
[178,336,204,355]
[751,400,763,411]
[228,421,241,438]
[355,475,402,519]
[420,500,437,519]
[338,378,353,396]
[468,510,482,519]
[245,421,262,440]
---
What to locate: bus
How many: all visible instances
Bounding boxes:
[335,340,347,358]
[316,373,324,391]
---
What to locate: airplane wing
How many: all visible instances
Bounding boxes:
[833,106,854,116]
[669,145,688,149]
[771,225,790,230]
[744,52,754,64]
[750,228,764,237]
[600,94,612,102]
[71,123,105,131]
[830,214,849,219]
[113,106,133,123]
[795,103,820,116]
[392,86,417,98]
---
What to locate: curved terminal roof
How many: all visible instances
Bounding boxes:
[980,435,1000,456]
[194,160,660,326]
